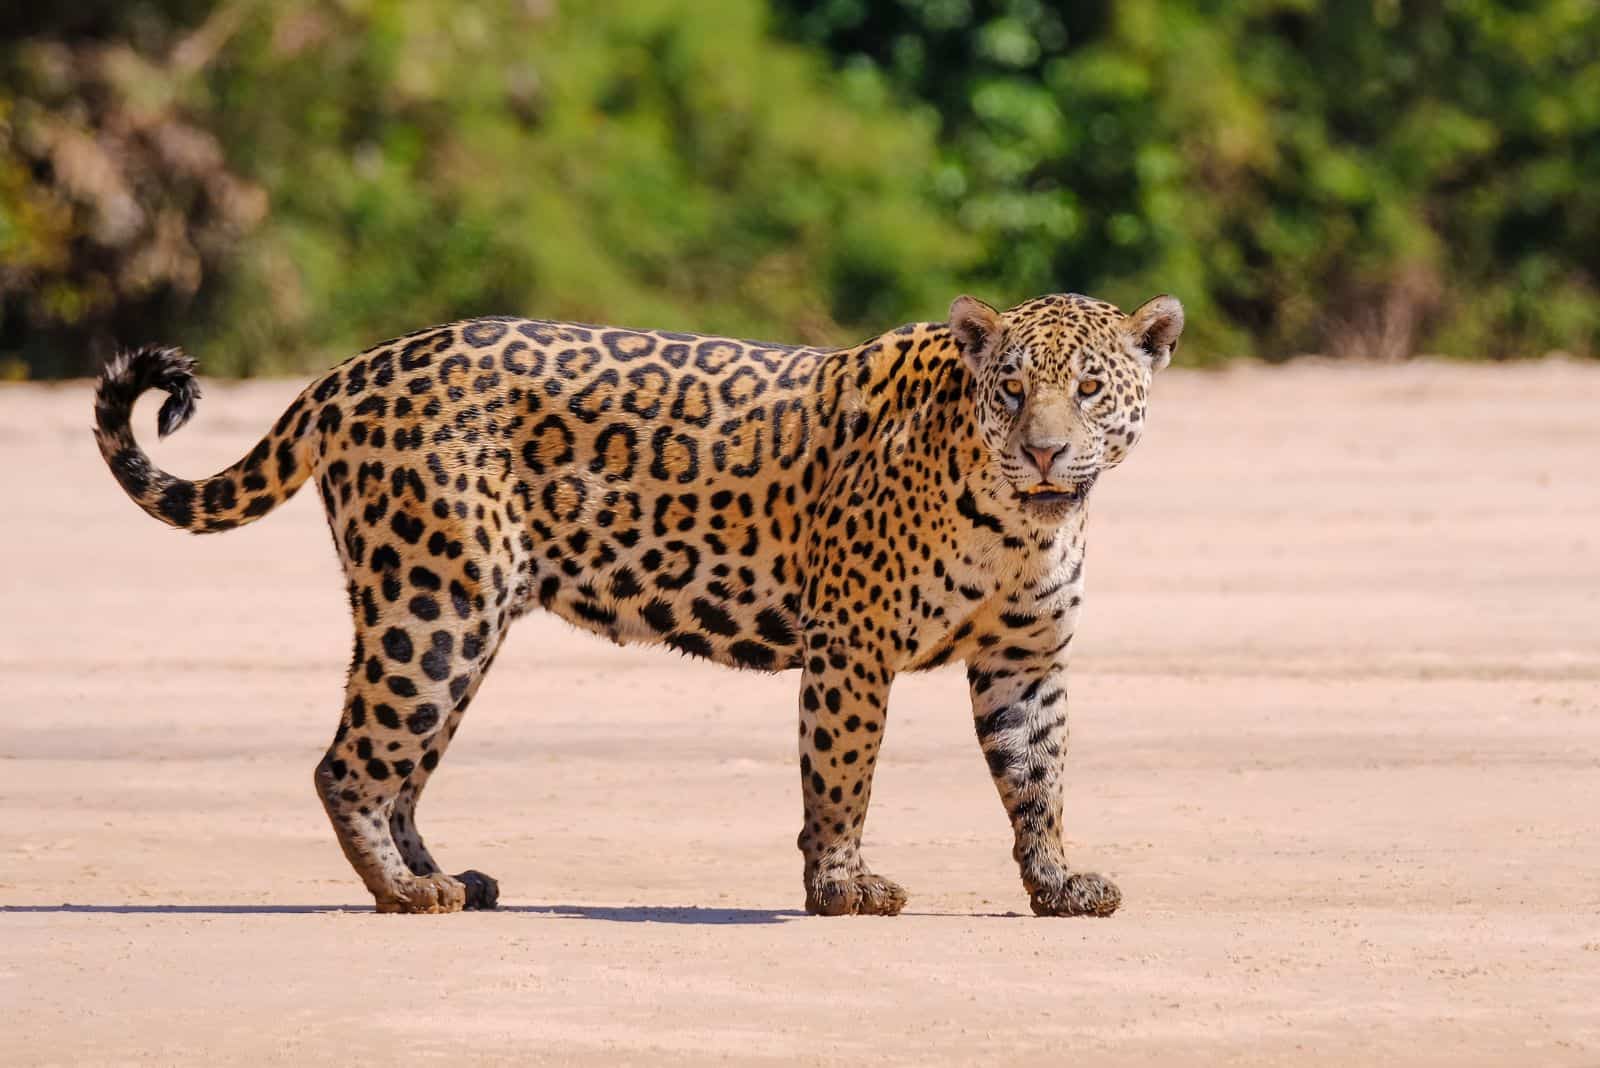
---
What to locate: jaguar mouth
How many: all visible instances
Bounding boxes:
[1017,477,1095,511]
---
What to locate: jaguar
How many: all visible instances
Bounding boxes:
[93,291,1183,916]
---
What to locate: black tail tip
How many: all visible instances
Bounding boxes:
[94,345,203,439]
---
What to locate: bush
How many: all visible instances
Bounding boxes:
[1,0,972,376]
[776,0,1600,360]
[3,1,1598,375]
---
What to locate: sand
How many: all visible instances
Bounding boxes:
[2,359,1597,1064]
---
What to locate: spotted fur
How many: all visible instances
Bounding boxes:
[92,291,1182,916]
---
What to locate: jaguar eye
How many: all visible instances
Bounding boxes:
[1078,378,1102,398]
[1001,379,1026,403]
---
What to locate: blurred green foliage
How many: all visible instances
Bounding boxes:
[0,0,970,375]
[777,0,1600,360]
[2,0,1598,376]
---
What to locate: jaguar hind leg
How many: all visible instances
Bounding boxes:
[315,610,503,914]
[388,646,503,909]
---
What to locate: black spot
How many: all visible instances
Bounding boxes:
[611,567,643,599]
[729,640,776,670]
[365,759,390,781]
[421,632,453,681]
[382,628,414,662]
[462,319,509,347]
[975,704,1022,741]
[389,511,424,545]
[956,488,1004,534]
[690,598,738,636]
[201,477,238,515]
[666,632,713,659]
[410,595,441,621]
[374,703,401,729]
[370,544,401,573]
[275,440,298,483]
[407,704,440,735]
[157,482,196,527]
[573,600,617,626]
[755,608,796,646]
[642,599,676,633]
[812,727,833,751]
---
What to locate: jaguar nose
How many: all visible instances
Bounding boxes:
[1024,442,1067,476]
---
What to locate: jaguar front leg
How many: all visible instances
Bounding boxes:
[795,640,906,916]
[968,648,1121,917]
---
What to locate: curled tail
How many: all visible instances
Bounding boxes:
[94,345,322,533]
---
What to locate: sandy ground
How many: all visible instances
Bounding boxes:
[1,359,1598,1065]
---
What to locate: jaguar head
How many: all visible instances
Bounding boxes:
[950,291,1183,523]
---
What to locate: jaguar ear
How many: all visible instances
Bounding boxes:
[1125,295,1184,371]
[949,295,1003,373]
